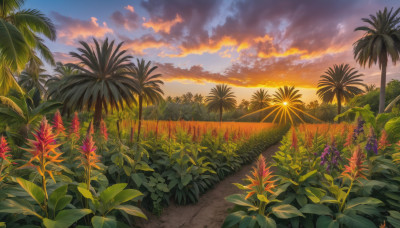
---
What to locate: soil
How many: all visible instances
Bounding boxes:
[137,143,281,228]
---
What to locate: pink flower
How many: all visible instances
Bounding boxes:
[70,112,80,139]
[0,136,11,162]
[100,119,108,141]
[52,110,65,135]
[291,128,298,151]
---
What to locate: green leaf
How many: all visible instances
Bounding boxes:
[222,211,247,228]
[345,197,382,210]
[112,189,143,207]
[387,211,400,228]
[271,204,304,219]
[298,170,317,182]
[92,216,117,228]
[48,185,69,211]
[225,194,258,210]
[305,187,325,203]
[181,173,192,186]
[135,162,154,172]
[16,178,45,205]
[337,213,376,228]
[300,204,332,216]
[100,183,127,205]
[77,186,94,201]
[0,199,43,219]
[256,214,276,228]
[114,205,147,219]
[43,209,92,228]
[316,216,339,228]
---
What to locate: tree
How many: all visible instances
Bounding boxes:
[193,93,204,104]
[47,62,80,100]
[250,89,271,110]
[206,84,236,122]
[18,64,51,97]
[239,99,250,111]
[354,7,400,113]
[317,64,364,117]
[269,85,304,124]
[0,0,56,95]
[364,84,377,93]
[59,38,137,128]
[130,58,164,141]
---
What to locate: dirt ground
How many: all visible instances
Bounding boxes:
[137,143,281,228]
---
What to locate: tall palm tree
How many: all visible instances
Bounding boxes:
[206,84,236,122]
[130,58,164,141]
[0,0,56,95]
[364,84,377,93]
[47,62,80,100]
[239,99,250,110]
[251,89,271,110]
[317,64,365,116]
[59,38,137,128]
[18,65,51,96]
[269,86,304,124]
[354,7,400,113]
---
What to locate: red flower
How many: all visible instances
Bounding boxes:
[341,146,367,180]
[244,155,276,199]
[344,129,353,147]
[378,130,391,150]
[0,136,11,162]
[78,133,100,170]
[52,110,65,135]
[70,112,80,139]
[100,119,108,141]
[224,129,229,142]
[291,128,298,151]
[23,117,62,182]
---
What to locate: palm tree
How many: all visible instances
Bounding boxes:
[47,62,80,100]
[0,0,56,95]
[364,84,377,93]
[130,58,164,141]
[18,65,51,97]
[206,84,236,122]
[317,64,365,116]
[0,89,61,139]
[354,7,400,113]
[269,86,304,124]
[59,38,137,128]
[239,99,250,110]
[251,89,271,110]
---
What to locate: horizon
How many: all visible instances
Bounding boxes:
[26,0,400,102]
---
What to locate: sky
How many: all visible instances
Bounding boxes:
[26,0,400,103]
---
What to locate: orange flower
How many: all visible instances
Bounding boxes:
[78,133,100,170]
[23,117,62,182]
[291,128,298,151]
[52,110,65,135]
[341,146,367,180]
[70,112,80,139]
[100,119,108,141]
[378,130,391,150]
[344,129,353,147]
[244,155,276,199]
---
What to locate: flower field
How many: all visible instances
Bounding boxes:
[223,108,400,228]
[0,112,288,227]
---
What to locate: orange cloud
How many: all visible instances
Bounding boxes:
[142,14,183,34]
[53,12,113,45]
[124,5,134,13]
[122,35,171,55]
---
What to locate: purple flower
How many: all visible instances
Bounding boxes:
[365,128,378,155]
[353,118,365,141]
[320,142,342,173]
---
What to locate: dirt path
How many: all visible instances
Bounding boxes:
[138,143,280,228]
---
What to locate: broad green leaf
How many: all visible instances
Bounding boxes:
[324,174,334,183]
[0,199,43,219]
[115,205,147,219]
[305,187,325,203]
[271,204,304,219]
[77,187,94,201]
[345,197,383,210]
[16,178,45,205]
[387,211,400,228]
[181,173,192,186]
[48,185,68,211]
[256,214,276,228]
[257,194,269,203]
[298,170,317,182]
[225,194,258,210]
[337,213,376,228]
[316,216,339,228]
[92,216,117,228]
[112,189,143,206]
[222,211,247,228]
[100,183,127,205]
[135,162,154,172]
[43,209,91,228]
[300,204,332,216]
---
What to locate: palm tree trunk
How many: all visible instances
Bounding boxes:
[93,98,102,129]
[337,92,341,123]
[379,63,387,113]
[219,106,223,123]
[137,95,143,142]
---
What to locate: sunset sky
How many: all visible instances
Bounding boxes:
[28,0,400,103]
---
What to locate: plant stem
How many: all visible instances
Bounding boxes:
[339,179,353,212]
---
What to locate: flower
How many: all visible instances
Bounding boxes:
[365,127,378,155]
[78,133,100,170]
[23,117,62,182]
[320,142,341,173]
[52,110,65,135]
[353,118,365,141]
[378,130,391,150]
[291,128,298,151]
[70,112,80,139]
[0,136,11,162]
[100,119,108,141]
[341,146,367,180]
[344,129,353,147]
[224,129,229,142]
[244,155,276,199]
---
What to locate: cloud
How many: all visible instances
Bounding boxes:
[111,5,140,31]
[120,34,171,55]
[52,12,113,45]
[53,52,79,63]
[143,14,183,34]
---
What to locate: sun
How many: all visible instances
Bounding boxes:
[283,101,288,106]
